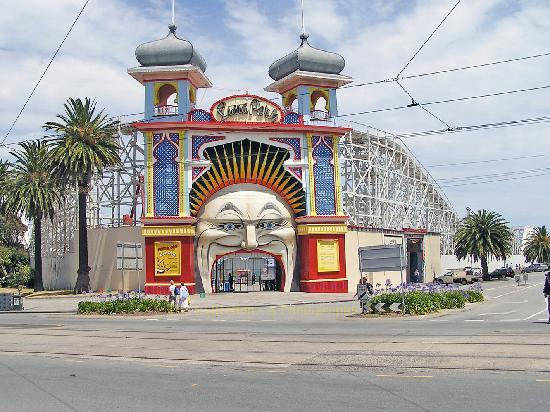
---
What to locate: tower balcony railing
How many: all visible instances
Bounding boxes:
[310,109,331,121]
[154,104,179,116]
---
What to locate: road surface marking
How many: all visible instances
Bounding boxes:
[523,308,548,321]
[479,310,516,316]
[498,319,521,322]
[464,319,484,322]
[261,319,277,322]
[235,320,251,322]
[146,319,159,321]
[212,319,226,322]
[536,379,550,382]
[376,375,432,379]
[493,285,536,298]
[502,300,529,304]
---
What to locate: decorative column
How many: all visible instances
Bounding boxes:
[297,134,348,292]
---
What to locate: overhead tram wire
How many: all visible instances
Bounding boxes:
[441,170,550,188]
[427,153,549,168]
[1,0,90,145]
[435,166,550,183]
[337,84,550,119]
[396,0,462,79]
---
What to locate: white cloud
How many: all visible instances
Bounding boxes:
[1,0,549,225]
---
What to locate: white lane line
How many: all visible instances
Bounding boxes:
[261,319,277,322]
[212,319,226,322]
[493,285,536,299]
[479,310,516,316]
[502,300,529,304]
[523,308,548,321]
[235,319,251,322]
[464,319,484,322]
[498,319,521,322]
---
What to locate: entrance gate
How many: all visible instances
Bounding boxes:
[212,252,281,293]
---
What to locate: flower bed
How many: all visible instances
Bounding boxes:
[369,282,484,315]
[78,294,176,314]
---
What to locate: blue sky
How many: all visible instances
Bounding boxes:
[1,0,549,227]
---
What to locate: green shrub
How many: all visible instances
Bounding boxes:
[370,289,479,315]
[464,290,484,303]
[78,297,177,314]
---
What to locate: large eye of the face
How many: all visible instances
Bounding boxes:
[218,222,243,232]
[257,221,283,231]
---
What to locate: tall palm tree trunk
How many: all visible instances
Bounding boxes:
[74,181,90,293]
[480,255,489,277]
[33,217,44,291]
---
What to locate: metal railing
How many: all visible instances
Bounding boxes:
[310,109,331,121]
[154,105,178,116]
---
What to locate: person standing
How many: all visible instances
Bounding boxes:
[544,272,550,324]
[168,280,177,307]
[178,282,190,312]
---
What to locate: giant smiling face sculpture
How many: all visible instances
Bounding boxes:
[195,184,296,293]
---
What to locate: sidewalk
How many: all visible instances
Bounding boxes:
[1,291,356,314]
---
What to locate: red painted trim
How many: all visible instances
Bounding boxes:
[132,121,351,135]
[209,249,286,293]
[402,227,428,234]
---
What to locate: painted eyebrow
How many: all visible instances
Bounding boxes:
[217,202,244,216]
[258,202,283,216]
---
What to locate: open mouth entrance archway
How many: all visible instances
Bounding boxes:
[212,252,283,293]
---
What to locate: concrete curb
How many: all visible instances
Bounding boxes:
[0,298,356,315]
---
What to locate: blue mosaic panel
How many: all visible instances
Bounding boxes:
[312,136,336,215]
[153,136,179,216]
[190,109,212,122]
[269,137,301,160]
[283,112,301,124]
[191,135,225,159]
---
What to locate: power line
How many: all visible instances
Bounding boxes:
[441,170,550,188]
[396,0,461,78]
[397,115,550,139]
[396,80,452,129]
[1,0,90,145]
[436,166,550,183]
[343,51,550,89]
[338,84,550,119]
[427,153,549,168]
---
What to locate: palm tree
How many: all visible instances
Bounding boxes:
[0,160,8,209]
[523,226,550,264]
[44,98,120,293]
[454,209,513,276]
[3,141,62,291]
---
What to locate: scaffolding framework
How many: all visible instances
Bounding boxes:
[40,127,459,256]
[340,130,458,254]
[40,125,144,258]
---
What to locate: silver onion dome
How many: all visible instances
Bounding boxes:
[268,33,345,81]
[135,24,207,71]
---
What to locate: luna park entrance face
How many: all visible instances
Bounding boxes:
[212,252,282,293]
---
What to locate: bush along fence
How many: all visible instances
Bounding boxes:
[78,292,177,314]
[365,282,484,315]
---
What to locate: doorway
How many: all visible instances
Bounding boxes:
[212,252,282,293]
[406,237,424,283]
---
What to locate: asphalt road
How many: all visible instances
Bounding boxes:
[1,272,549,411]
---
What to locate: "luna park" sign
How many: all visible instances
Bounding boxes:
[211,95,282,123]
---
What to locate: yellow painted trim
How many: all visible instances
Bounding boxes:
[146,132,154,217]
[142,225,196,237]
[282,88,297,108]
[332,134,343,215]
[178,131,185,217]
[300,278,347,283]
[189,85,196,104]
[309,87,330,112]
[306,133,317,216]
[296,224,347,235]
[153,81,178,105]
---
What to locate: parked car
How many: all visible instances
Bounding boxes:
[435,269,480,285]
[483,267,514,281]
[522,263,549,273]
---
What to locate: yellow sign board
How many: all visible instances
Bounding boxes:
[317,240,340,272]
[154,241,181,277]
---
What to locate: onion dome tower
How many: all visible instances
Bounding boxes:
[265,21,352,122]
[128,23,212,121]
